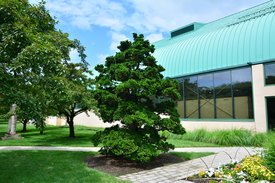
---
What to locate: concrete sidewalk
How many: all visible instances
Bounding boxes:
[119,147,262,183]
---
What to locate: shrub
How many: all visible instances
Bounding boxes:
[263,133,275,172]
[92,125,174,163]
[179,129,271,147]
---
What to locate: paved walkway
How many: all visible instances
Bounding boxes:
[119,147,262,183]
[0,146,262,183]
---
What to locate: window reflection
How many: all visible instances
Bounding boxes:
[232,68,253,119]
[176,79,184,118]
[265,62,275,85]
[214,71,232,118]
[177,66,254,120]
[184,76,198,118]
[198,74,214,118]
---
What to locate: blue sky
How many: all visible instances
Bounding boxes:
[29,0,267,69]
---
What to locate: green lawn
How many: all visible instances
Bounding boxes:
[167,139,218,147]
[0,150,213,183]
[0,120,101,146]
[0,151,124,183]
[2,120,272,147]
[0,120,218,147]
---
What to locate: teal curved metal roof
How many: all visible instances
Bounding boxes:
[154,0,275,78]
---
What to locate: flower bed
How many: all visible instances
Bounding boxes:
[188,155,275,183]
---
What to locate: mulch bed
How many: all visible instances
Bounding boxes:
[86,154,185,176]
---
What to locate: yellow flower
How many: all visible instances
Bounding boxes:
[198,170,206,178]
[214,172,221,178]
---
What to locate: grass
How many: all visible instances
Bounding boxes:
[0,150,124,183]
[167,138,218,147]
[0,120,101,146]
[0,120,218,147]
[169,129,275,147]
[1,120,273,147]
[0,150,213,183]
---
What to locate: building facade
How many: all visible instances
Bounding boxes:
[153,0,275,132]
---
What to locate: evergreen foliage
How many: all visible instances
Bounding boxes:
[92,33,185,163]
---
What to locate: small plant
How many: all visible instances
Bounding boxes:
[191,155,275,182]
[241,156,275,181]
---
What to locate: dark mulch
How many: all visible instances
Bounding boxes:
[186,178,225,183]
[186,179,213,183]
[86,154,185,176]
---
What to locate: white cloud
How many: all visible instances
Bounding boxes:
[110,32,129,52]
[28,0,40,4]
[69,49,80,63]
[146,33,163,43]
[38,0,267,54]
[32,0,267,33]
[126,0,267,33]
[96,54,109,64]
[44,0,126,30]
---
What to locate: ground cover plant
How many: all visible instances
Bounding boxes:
[188,155,275,183]
[0,150,124,183]
[168,129,274,147]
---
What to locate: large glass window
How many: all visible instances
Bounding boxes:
[198,74,214,118]
[232,68,253,119]
[265,62,275,85]
[176,79,184,118]
[214,71,232,118]
[177,66,254,120]
[184,76,198,118]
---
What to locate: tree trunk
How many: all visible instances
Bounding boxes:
[40,129,44,134]
[68,116,75,138]
[39,120,44,135]
[22,119,28,132]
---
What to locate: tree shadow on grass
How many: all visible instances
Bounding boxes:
[20,134,94,147]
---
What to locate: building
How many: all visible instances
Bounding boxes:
[153,0,275,132]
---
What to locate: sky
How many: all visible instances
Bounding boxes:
[29,0,268,69]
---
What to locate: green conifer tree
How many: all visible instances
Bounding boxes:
[93,33,185,163]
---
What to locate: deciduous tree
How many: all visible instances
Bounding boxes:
[0,0,87,134]
[54,61,95,138]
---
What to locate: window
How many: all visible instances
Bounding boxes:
[184,76,198,118]
[177,66,254,120]
[198,73,214,118]
[232,67,253,119]
[214,71,232,118]
[176,78,184,118]
[265,62,275,85]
